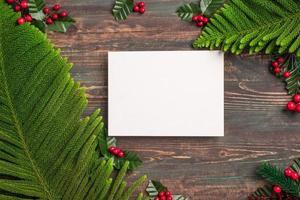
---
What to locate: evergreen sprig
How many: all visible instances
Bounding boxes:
[285,55,300,95]
[193,0,300,56]
[112,0,134,20]
[176,3,201,21]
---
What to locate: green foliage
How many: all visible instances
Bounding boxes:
[112,0,134,21]
[176,3,201,21]
[193,0,300,56]
[28,0,45,13]
[250,158,300,199]
[285,55,300,95]
[0,1,146,199]
[146,180,189,200]
[200,0,227,16]
[47,16,76,33]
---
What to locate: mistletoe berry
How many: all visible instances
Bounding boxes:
[6,0,14,4]
[52,13,59,20]
[14,5,21,12]
[272,61,279,68]
[277,57,284,63]
[283,71,291,78]
[17,17,25,25]
[293,94,300,103]
[284,167,293,177]
[53,4,61,11]
[287,102,296,111]
[24,14,32,22]
[139,7,145,14]
[273,185,282,193]
[273,67,281,74]
[43,7,50,14]
[291,172,299,180]
[20,1,28,9]
[60,10,68,17]
[46,18,54,25]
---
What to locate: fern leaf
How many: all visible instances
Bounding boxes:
[0,1,145,199]
[112,0,134,21]
[285,56,300,95]
[193,0,300,56]
[28,0,45,13]
[176,3,201,21]
[200,0,227,16]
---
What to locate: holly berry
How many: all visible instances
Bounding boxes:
[17,17,25,25]
[52,13,59,20]
[14,5,21,12]
[139,7,145,14]
[133,5,139,12]
[167,197,173,200]
[198,15,204,21]
[274,67,281,74]
[6,0,14,4]
[46,18,54,25]
[138,2,145,7]
[60,10,68,17]
[53,4,61,11]
[291,172,299,181]
[108,146,116,153]
[197,21,204,27]
[283,71,291,78]
[202,17,209,24]
[43,7,50,14]
[284,168,293,177]
[20,1,28,9]
[24,14,32,22]
[158,192,165,197]
[277,57,284,63]
[165,191,171,196]
[192,16,198,22]
[295,104,300,113]
[118,151,125,158]
[273,185,282,193]
[287,102,296,111]
[113,148,121,155]
[154,197,160,200]
[272,61,279,68]
[293,94,300,103]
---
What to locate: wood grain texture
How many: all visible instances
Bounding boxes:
[46,0,300,199]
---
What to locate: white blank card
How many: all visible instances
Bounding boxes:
[108,51,224,137]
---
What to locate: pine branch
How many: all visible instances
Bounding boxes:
[112,0,134,20]
[285,56,300,95]
[193,0,300,56]
[176,3,201,21]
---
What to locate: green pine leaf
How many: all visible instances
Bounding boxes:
[285,56,300,95]
[115,151,143,170]
[176,3,201,21]
[47,16,75,33]
[28,0,45,13]
[194,0,300,56]
[200,0,227,16]
[112,0,134,21]
[0,2,146,199]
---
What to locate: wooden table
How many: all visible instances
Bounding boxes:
[47,0,300,199]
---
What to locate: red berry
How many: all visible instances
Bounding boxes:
[108,146,116,153]
[293,94,300,103]
[20,1,28,9]
[60,10,68,17]
[277,57,284,63]
[24,14,32,22]
[166,197,173,200]
[46,18,54,25]
[285,168,293,177]
[52,13,59,20]
[296,104,300,113]
[53,4,61,11]
[291,172,299,180]
[197,15,204,21]
[118,151,125,158]
[287,102,296,111]
[43,7,50,14]
[6,0,14,4]
[165,191,171,196]
[158,192,165,197]
[138,2,145,7]
[197,21,204,27]
[17,17,25,25]
[272,61,279,68]
[202,17,209,24]
[274,67,281,74]
[192,15,198,22]
[160,196,166,200]
[154,197,160,200]
[283,71,291,78]
[133,5,139,12]
[273,185,281,193]
[113,148,120,155]
[139,7,145,14]
[14,5,21,12]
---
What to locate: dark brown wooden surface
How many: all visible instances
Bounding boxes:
[46,0,300,199]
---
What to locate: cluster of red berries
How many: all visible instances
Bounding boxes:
[133,2,145,14]
[284,167,299,181]
[286,94,300,113]
[6,0,33,24]
[42,4,68,25]
[271,57,291,78]
[154,191,173,200]
[192,15,209,27]
[108,146,125,158]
